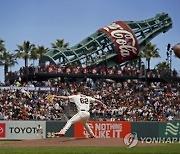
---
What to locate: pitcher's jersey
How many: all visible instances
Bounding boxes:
[68,95,95,112]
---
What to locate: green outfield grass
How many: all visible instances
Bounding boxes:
[0,144,179,154]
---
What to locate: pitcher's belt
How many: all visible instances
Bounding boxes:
[80,109,89,112]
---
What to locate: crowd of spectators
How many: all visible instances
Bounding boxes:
[0,88,66,121]
[0,78,179,121]
[88,80,179,121]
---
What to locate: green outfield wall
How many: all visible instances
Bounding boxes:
[0,121,179,140]
[131,122,159,139]
[46,121,74,138]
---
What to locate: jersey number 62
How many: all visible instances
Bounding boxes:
[80,97,88,104]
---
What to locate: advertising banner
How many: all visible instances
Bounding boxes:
[0,121,46,140]
[74,121,131,138]
[159,122,180,138]
[0,123,6,138]
[0,86,56,91]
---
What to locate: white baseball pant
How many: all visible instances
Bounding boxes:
[60,111,94,137]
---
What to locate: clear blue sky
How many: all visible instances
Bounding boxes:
[0,0,180,83]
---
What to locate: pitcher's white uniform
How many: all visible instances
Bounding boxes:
[60,94,95,137]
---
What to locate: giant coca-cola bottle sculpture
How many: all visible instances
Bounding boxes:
[42,13,172,67]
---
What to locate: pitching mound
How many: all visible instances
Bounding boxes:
[0,138,161,147]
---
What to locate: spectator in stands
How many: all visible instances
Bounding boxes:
[0,78,179,121]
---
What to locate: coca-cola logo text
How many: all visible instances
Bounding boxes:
[99,21,139,63]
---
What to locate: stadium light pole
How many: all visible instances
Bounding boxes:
[166,43,172,76]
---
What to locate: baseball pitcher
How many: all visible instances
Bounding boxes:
[52,91,107,138]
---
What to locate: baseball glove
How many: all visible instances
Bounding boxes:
[46,95,55,102]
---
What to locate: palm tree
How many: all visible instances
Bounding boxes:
[2,51,18,77]
[0,39,6,52]
[139,42,160,70]
[0,39,18,82]
[51,39,69,48]
[7,52,18,72]
[155,61,170,74]
[15,41,35,68]
[31,45,48,65]
[30,48,39,66]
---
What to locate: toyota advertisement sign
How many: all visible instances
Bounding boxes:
[0,123,6,138]
[0,121,46,140]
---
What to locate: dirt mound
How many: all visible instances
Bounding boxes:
[0,138,160,147]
